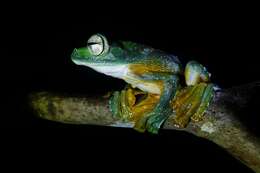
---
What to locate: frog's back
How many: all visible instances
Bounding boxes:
[149,50,182,73]
[118,41,183,74]
[136,49,183,75]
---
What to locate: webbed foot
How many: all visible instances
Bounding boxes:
[109,86,160,127]
[141,106,172,134]
[171,83,214,128]
[109,86,137,120]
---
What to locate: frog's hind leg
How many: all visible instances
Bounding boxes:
[171,61,214,127]
[172,83,213,127]
[185,61,214,122]
[171,85,201,127]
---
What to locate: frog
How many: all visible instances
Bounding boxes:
[71,33,214,134]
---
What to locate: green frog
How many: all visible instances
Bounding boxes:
[71,33,214,134]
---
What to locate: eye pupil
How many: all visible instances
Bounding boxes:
[87,34,109,56]
[88,43,103,56]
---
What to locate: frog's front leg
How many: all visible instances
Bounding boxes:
[109,85,160,122]
[134,74,179,134]
[109,85,139,120]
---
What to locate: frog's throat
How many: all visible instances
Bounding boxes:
[82,63,162,94]
[83,63,129,79]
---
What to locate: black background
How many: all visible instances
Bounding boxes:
[1,2,259,172]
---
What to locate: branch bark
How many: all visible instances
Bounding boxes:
[29,82,260,172]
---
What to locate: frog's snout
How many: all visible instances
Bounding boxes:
[71,48,81,65]
[71,48,78,57]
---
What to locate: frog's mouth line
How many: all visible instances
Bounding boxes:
[72,59,126,67]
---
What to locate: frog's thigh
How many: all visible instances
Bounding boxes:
[185,61,211,86]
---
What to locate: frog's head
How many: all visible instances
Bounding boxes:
[71,33,152,78]
[71,34,112,65]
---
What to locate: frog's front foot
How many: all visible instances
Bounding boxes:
[136,106,172,134]
[109,87,135,120]
[109,86,160,127]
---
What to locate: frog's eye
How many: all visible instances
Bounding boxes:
[87,34,109,56]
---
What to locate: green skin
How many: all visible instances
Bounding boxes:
[71,34,214,134]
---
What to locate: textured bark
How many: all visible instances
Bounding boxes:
[29,82,260,172]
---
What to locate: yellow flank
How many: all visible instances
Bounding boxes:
[128,63,171,76]
[123,75,164,94]
[124,64,167,94]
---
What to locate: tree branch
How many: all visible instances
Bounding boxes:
[29,82,260,172]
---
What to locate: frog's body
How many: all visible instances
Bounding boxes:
[71,34,214,133]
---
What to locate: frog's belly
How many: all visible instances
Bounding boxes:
[124,76,161,94]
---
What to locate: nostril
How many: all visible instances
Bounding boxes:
[72,48,78,56]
